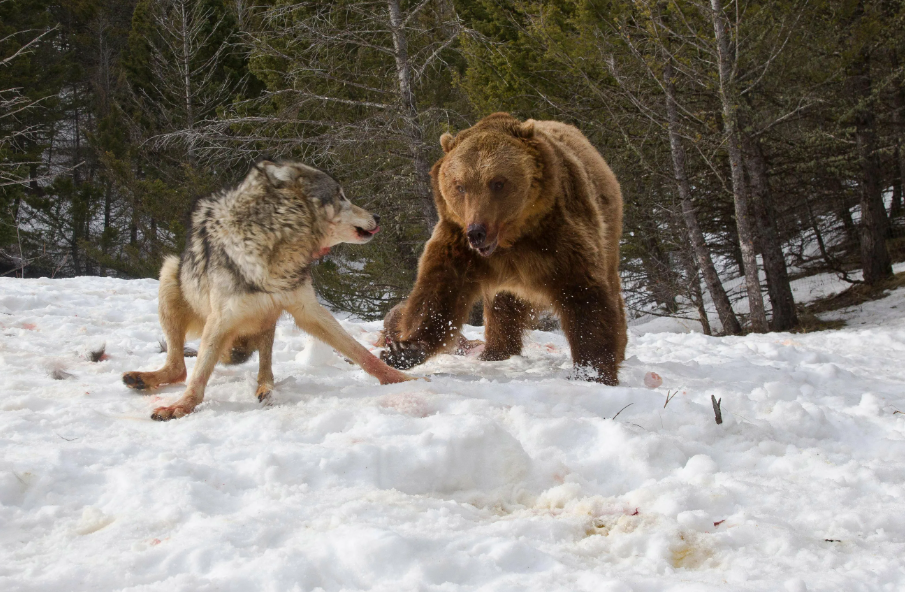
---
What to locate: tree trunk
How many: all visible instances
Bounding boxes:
[889,50,905,224]
[179,0,195,161]
[709,0,768,332]
[387,0,437,235]
[101,181,111,277]
[805,196,835,270]
[640,216,678,313]
[849,40,892,284]
[891,156,903,224]
[742,134,798,330]
[679,244,712,335]
[837,194,859,249]
[663,61,742,334]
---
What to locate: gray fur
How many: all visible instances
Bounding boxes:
[123,160,411,421]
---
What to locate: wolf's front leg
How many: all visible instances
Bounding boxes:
[288,290,413,385]
[151,315,234,421]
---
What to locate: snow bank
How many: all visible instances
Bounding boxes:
[1,276,904,591]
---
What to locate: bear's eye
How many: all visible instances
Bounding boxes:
[456,185,466,194]
[490,179,506,192]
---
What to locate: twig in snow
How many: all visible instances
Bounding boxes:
[55,432,79,442]
[50,367,74,380]
[893,409,903,415]
[610,403,633,421]
[664,389,678,408]
[87,343,106,362]
[824,539,841,543]
[711,395,723,425]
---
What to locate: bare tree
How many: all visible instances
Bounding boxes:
[662,59,742,334]
[213,0,467,234]
[846,1,892,285]
[707,0,768,332]
[137,0,241,159]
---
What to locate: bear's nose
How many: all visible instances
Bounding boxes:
[466,223,487,247]
[372,214,380,225]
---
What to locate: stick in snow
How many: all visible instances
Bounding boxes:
[611,403,633,421]
[664,390,678,408]
[711,395,723,425]
[87,343,106,362]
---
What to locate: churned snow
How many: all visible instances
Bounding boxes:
[1,275,904,591]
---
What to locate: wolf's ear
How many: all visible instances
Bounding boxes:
[514,120,535,139]
[256,161,301,188]
[440,132,455,153]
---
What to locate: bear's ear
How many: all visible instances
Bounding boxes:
[440,132,455,153]
[514,120,535,139]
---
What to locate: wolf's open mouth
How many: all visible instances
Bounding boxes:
[355,225,379,239]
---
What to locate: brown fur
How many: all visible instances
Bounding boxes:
[382,113,627,384]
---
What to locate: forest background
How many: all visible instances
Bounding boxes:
[2,0,904,335]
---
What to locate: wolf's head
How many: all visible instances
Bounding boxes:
[252,160,380,248]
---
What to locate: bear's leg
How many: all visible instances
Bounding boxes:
[381,227,484,370]
[554,282,625,385]
[480,292,532,361]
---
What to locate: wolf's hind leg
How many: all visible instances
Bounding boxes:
[151,313,235,421]
[254,324,276,403]
[123,257,191,390]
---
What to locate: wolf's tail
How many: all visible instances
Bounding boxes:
[159,255,180,284]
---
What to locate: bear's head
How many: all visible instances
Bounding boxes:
[435,113,552,257]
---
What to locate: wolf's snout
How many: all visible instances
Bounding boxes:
[355,214,380,240]
[466,223,487,247]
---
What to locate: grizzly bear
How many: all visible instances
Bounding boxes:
[381,113,627,384]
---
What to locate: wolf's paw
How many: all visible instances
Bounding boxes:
[381,340,428,370]
[122,372,148,390]
[256,384,273,403]
[378,368,418,385]
[151,404,194,421]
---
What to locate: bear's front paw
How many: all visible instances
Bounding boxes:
[381,340,429,370]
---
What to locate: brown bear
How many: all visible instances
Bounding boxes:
[381,113,627,384]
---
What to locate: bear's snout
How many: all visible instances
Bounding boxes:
[466,223,498,256]
[466,224,487,247]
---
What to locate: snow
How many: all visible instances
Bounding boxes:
[2,276,905,591]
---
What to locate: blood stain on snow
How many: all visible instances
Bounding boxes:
[380,392,431,417]
[644,371,663,388]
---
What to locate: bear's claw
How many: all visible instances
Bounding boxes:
[381,340,429,370]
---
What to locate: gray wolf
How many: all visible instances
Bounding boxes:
[123,160,413,420]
